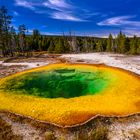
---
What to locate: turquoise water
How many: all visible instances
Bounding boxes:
[1,69,110,98]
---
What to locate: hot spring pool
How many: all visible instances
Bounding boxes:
[0,64,140,126]
[0,69,111,98]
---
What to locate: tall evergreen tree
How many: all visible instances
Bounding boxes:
[9,26,16,56]
[48,39,55,53]
[63,37,71,53]
[77,38,83,52]
[106,34,113,52]
[18,24,27,53]
[56,35,71,53]
[116,31,126,53]
[130,35,139,54]
[0,6,12,56]
[124,37,130,53]
[55,38,65,53]
[96,40,103,52]
[137,43,140,54]
[33,29,40,37]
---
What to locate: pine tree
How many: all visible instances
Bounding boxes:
[137,45,140,54]
[124,37,130,53]
[96,40,103,52]
[48,39,55,53]
[0,6,12,57]
[102,39,107,51]
[106,34,113,52]
[38,39,42,51]
[54,38,65,53]
[130,35,139,54]
[9,26,16,56]
[90,39,96,52]
[116,31,126,53]
[77,38,82,52]
[32,29,40,50]
[18,24,27,53]
[63,37,70,53]
[33,29,40,37]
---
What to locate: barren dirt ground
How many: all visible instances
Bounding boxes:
[0,53,140,140]
[61,53,140,75]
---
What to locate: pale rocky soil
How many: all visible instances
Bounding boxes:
[61,53,140,75]
[0,113,44,140]
[108,121,140,140]
[0,53,140,140]
[0,55,61,78]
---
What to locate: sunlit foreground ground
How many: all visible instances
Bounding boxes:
[0,64,140,126]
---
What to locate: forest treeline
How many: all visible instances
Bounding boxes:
[0,6,140,57]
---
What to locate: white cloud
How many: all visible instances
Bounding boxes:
[40,31,62,35]
[98,16,131,26]
[13,11,19,16]
[51,12,87,22]
[15,0,72,11]
[27,29,33,33]
[43,0,87,21]
[15,0,35,10]
[14,0,93,22]
[43,0,72,11]
[97,16,140,27]
[123,27,140,37]
[96,15,140,37]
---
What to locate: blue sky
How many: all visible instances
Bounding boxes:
[1,0,140,37]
